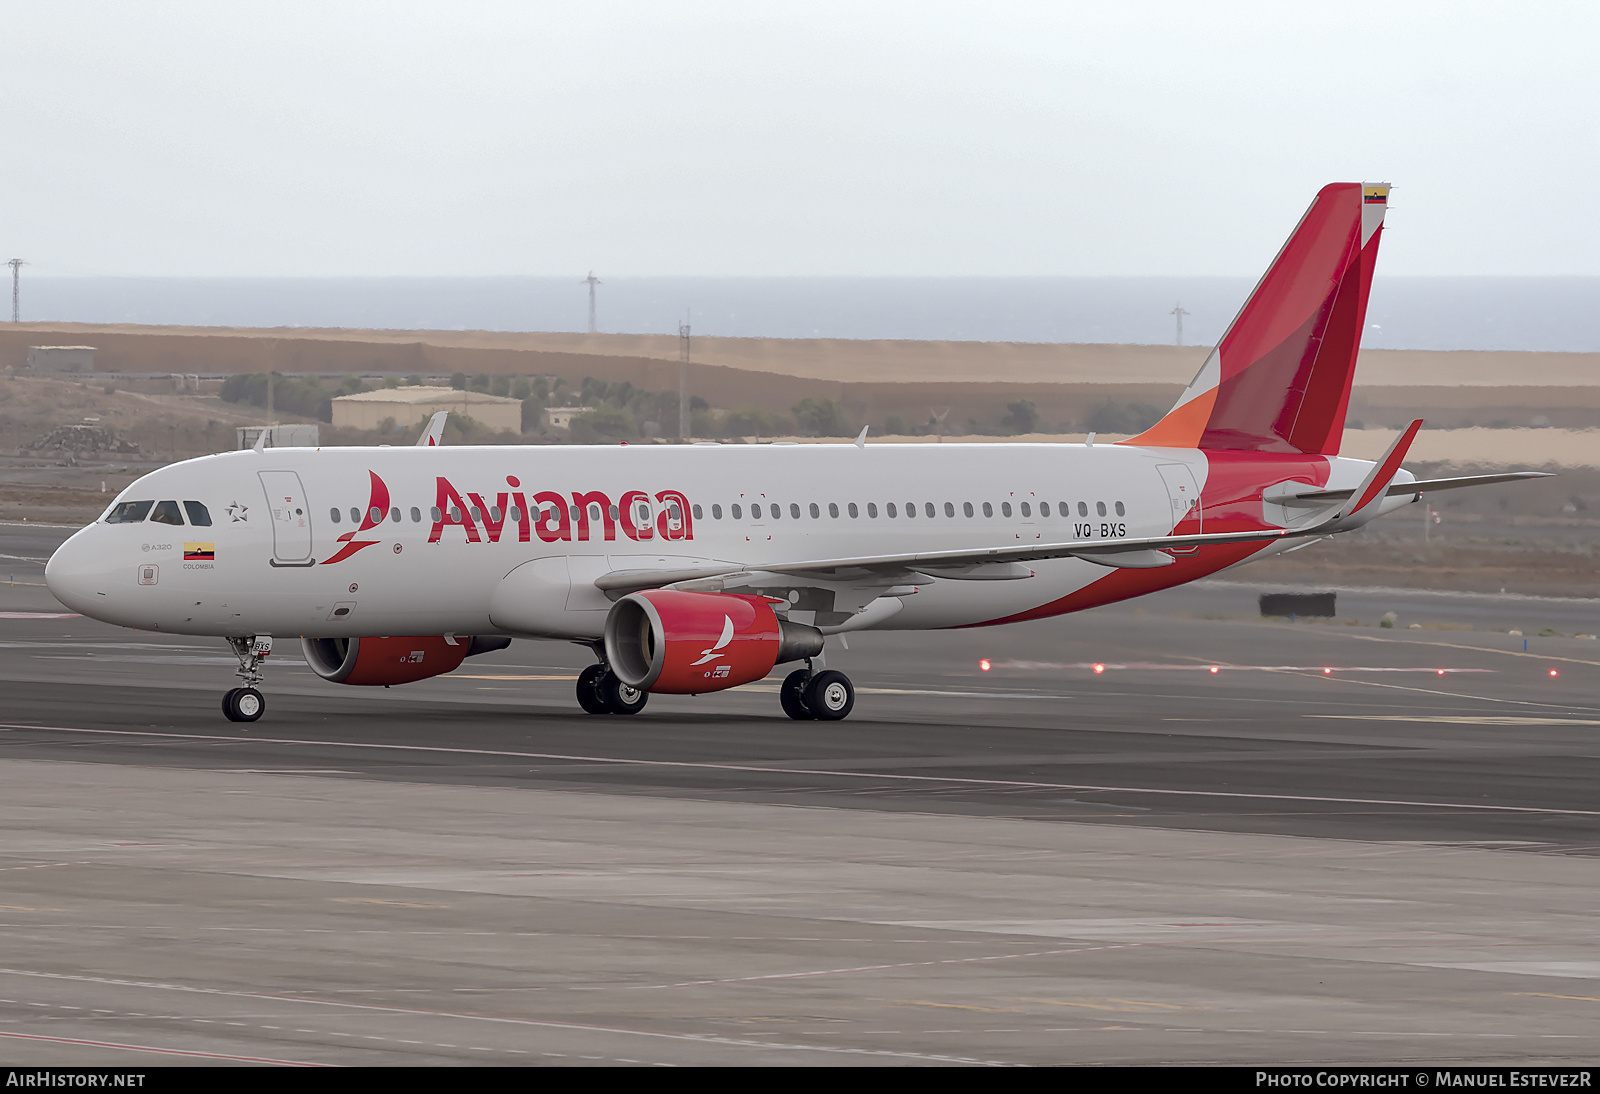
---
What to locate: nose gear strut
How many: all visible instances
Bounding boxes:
[222,635,272,722]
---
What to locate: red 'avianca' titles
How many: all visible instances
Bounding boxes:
[429,475,694,546]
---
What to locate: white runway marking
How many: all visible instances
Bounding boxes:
[2,721,1597,818]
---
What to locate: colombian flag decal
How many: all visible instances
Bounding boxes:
[184,543,215,561]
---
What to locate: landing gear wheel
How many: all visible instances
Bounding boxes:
[596,672,649,715]
[576,664,609,715]
[803,670,854,721]
[223,686,265,723]
[780,669,814,720]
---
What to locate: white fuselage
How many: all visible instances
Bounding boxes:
[45,441,1410,640]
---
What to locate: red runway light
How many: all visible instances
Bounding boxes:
[1437,669,1445,676]
[979,658,991,672]
[1209,666,1219,674]
[1323,667,1332,675]
[1550,669,1560,677]
[1092,663,1105,674]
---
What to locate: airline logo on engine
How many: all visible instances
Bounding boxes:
[691,617,735,666]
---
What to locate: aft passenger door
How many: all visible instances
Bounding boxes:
[258,470,314,565]
[1156,463,1202,555]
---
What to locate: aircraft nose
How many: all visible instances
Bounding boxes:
[45,528,112,615]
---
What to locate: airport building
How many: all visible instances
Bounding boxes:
[25,345,95,373]
[331,387,522,434]
[235,424,321,449]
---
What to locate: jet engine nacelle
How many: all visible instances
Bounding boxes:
[604,589,823,694]
[300,634,511,686]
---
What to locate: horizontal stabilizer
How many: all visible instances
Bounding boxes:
[1276,471,1554,507]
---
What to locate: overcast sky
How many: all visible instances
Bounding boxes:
[2,2,1596,278]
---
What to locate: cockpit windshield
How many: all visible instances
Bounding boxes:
[105,500,154,524]
[183,501,213,527]
[149,500,185,526]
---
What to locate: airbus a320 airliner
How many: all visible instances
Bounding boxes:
[45,183,1543,723]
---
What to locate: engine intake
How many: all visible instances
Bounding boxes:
[604,589,823,694]
[300,634,507,686]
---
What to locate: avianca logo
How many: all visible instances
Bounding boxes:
[427,476,693,546]
[319,473,696,565]
[322,471,389,566]
[691,616,734,666]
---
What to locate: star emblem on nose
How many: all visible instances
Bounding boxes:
[226,501,249,522]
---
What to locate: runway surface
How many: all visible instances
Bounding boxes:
[2,519,1600,1065]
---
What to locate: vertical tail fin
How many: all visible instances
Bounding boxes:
[1124,182,1388,454]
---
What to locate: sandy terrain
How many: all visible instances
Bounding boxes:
[4,322,1598,388]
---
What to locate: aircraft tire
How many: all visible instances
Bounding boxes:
[780,669,814,720]
[225,687,265,723]
[576,664,609,715]
[597,672,649,716]
[804,670,854,721]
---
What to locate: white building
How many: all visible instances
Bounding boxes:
[544,406,588,430]
[26,346,95,373]
[236,424,321,449]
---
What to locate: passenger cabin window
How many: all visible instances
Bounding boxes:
[925,502,936,518]
[866,502,877,518]
[790,503,801,519]
[886,502,897,517]
[1078,501,1089,517]
[1097,502,1107,516]
[712,504,723,519]
[848,502,859,518]
[150,500,185,526]
[330,508,342,523]
[349,507,360,523]
[692,504,703,520]
[1020,502,1031,517]
[828,502,838,518]
[389,507,400,523]
[410,507,422,523]
[1115,501,1126,516]
[106,500,154,524]
[982,501,993,517]
[963,502,973,517]
[430,506,442,521]
[370,506,384,523]
[944,502,955,517]
[1001,501,1012,517]
[905,501,917,518]
[732,503,743,519]
[771,504,782,520]
[183,501,212,527]
[809,502,820,518]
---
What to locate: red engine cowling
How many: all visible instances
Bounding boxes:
[604,590,823,694]
[301,635,471,686]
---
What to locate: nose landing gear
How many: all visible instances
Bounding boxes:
[223,635,272,723]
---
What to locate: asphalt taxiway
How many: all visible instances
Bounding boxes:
[1,520,1599,1065]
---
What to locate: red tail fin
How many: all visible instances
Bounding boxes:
[1125,182,1388,454]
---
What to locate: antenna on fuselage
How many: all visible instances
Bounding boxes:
[417,410,448,447]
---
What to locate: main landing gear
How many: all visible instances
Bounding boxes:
[781,666,855,721]
[577,662,649,716]
[223,635,271,723]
